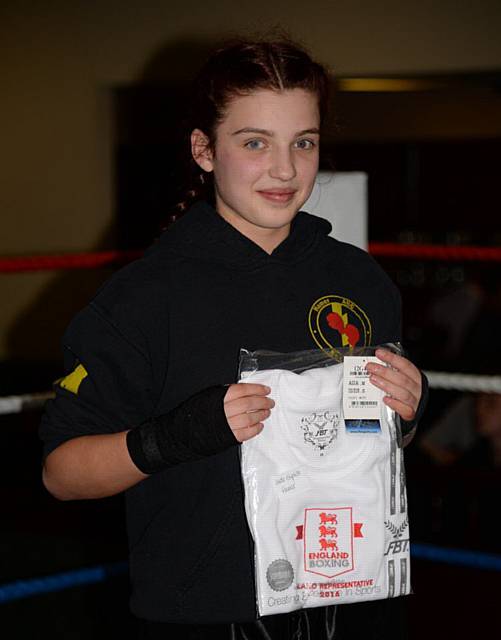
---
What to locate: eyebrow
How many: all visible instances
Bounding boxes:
[231,127,320,136]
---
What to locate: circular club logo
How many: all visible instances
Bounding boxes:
[266,559,294,592]
[308,295,371,359]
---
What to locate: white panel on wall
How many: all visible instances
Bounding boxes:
[302,172,368,250]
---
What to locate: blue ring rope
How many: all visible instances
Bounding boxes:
[1,545,500,605]
[0,561,128,604]
[410,543,501,571]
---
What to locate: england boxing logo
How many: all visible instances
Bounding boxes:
[300,411,340,455]
[302,508,363,579]
[308,295,372,359]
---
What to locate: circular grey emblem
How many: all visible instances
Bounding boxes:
[266,559,294,591]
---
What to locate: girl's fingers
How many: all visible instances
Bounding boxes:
[373,349,422,386]
[224,394,275,419]
[369,373,419,412]
[232,423,265,443]
[366,363,420,399]
[382,395,416,422]
[229,408,271,431]
[366,350,422,418]
[224,383,271,403]
[223,383,275,442]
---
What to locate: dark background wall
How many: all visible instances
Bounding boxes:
[1,3,501,638]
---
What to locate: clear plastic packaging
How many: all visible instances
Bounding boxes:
[238,344,411,617]
[239,342,403,378]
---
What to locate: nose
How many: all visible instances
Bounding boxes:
[269,147,297,181]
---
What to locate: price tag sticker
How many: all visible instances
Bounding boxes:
[343,356,384,420]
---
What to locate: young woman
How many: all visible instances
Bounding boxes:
[40,38,425,639]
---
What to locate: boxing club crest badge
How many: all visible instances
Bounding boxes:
[308,295,372,359]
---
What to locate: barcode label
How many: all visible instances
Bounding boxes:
[343,356,383,420]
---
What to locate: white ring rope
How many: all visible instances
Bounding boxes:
[0,392,55,416]
[0,372,500,416]
[423,371,501,394]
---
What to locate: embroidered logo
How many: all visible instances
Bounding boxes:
[308,295,372,359]
[300,411,340,454]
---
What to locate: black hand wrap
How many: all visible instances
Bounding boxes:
[126,385,238,474]
[400,370,429,437]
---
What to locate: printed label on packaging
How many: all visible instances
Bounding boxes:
[343,356,383,420]
[344,418,381,433]
[273,467,303,498]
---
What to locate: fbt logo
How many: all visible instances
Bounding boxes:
[300,411,339,455]
[384,539,410,555]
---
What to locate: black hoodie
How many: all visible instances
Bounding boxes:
[40,201,402,623]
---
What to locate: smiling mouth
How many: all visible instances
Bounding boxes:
[257,190,297,203]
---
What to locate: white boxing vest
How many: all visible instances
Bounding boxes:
[240,364,410,617]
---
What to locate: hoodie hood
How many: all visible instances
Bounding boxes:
[153,200,332,271]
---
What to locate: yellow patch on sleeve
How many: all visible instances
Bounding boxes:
[59,364,88,394]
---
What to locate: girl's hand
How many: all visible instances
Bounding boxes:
[223,383,275,442]
[365,349,422,422]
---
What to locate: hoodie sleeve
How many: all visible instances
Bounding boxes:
[39,302,155,459]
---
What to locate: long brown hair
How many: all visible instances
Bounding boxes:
[169,37,331,223]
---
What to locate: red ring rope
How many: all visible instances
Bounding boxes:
[0,250,142,273]
[369,243,501,262]
[1,244,501,273]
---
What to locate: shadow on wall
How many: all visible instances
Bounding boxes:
[5,36,224,379]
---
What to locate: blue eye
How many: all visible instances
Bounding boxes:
[245,139,266,150]
[295,139,316,150]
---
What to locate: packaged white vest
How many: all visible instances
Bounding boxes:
[240,360,410,617]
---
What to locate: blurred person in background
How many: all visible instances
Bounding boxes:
[420,392,501,469]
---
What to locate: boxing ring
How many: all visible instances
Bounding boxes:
[1,241,501,608]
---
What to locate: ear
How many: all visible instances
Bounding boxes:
[191,129,214,172]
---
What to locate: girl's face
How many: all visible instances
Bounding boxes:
[192,88,320,252]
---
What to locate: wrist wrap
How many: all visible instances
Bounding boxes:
[126,385,238,474]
